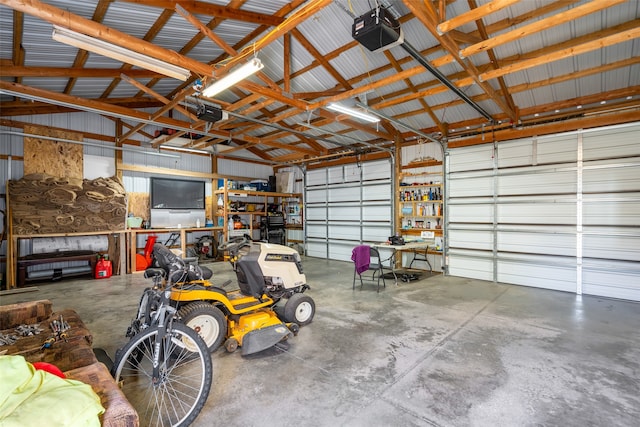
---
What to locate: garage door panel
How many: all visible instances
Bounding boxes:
[497,139,534,168]
[306,170,325,186]
[448,123,640,301]
[363,204,392,221]
[362,160,392,180]
[497,170,576,195]
[362,226,390,242]
[328,186,359,202]
[497,231,576,256]
[329,242,357,262]
[497,259,576,293]
[448,203,494,223]
[583,164,640,193]
[583,231,640,261]
[328,224,360,240]
[306,206,326,220]
[448,145,494,172]
[449,229,493,250]
[537,135,578,164]
[583,199,640,226]
[327,206,359,220]
[583,259,640,301]
[306,241,326,258]
[448,251,493,281]
[306,224,327,239]
[583,125,640,160]
[363,184,391,201]
[306,189,326,203]
[449,175,494,197]
[497,202,576,225]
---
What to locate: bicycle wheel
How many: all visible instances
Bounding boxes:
[112,322,212,427]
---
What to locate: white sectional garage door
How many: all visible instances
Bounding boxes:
[447,122,640,301]
[306,159,393,262]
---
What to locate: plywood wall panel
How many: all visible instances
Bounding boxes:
[23,125,83,179]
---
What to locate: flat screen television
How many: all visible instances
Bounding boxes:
[150,177,205,209]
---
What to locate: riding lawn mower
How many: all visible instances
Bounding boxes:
[143,236,315,356]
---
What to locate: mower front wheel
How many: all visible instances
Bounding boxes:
[178,302,227,353]
[282,294,315,326]
[224,337,239,353]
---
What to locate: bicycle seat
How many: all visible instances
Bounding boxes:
[144,268,165,279]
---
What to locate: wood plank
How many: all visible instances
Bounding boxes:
[0,0,212,76]
[437,0,520,35]
[480,26,640,82]
[460,0,626,58]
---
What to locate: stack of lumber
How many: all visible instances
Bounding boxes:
[9,174,127,235]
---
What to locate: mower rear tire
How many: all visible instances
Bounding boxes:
[282,294,315,326]
[178,302,227,353]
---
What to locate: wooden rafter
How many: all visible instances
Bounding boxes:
[460,0,627,58]
[437,0,520,35]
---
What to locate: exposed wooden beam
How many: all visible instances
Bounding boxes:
[64,0,112,95]
[291,28,352,90]
[468,0,517,117]
[283,32,291,94]
[437,0,520,35]
[404,0,517,121]
[0,65,164,78]
[480,26,640,82]
[119,74,197,141]
[448,110,640,148]
[101,8,174,99]
[383,49,445,135]
[460,0,626,58]
[11,10,24,85]
[0,0,212,76]
[211,0,332,74]
[117,0,284,27]
[0,80,229,138]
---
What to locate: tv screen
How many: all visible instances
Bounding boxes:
[151,177,205,209]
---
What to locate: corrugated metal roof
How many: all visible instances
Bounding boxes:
[1,0,638,164]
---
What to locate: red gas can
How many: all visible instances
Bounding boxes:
[95,255,113,279]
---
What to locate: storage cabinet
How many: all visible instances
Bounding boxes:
[214,179,303,244]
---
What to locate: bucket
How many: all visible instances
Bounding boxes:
[95,256,113,279]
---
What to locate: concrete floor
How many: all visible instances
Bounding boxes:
[2,256,639,426]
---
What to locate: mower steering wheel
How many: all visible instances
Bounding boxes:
[218,236,249,254]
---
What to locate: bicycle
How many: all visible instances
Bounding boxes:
[111,266,213,427]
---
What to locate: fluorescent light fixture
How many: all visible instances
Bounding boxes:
[326,103,380,123]
[202,58,264,97]
[52,25,191,81]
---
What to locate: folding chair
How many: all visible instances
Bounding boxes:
[351,245,397,292]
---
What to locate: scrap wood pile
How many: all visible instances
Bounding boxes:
[9,174,127,234]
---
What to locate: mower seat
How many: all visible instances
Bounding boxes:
[235,246,265,298]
